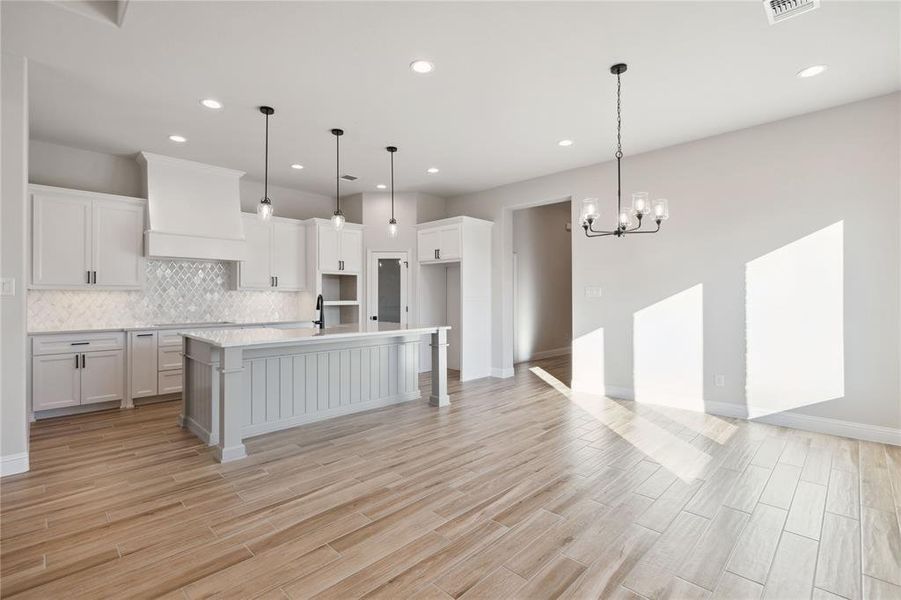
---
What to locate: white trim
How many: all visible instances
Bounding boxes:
[704,400,901,446]
[491,367,515,379]
[569,384,900,446]
[1,452,30,477]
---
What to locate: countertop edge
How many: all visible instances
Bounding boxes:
[28,320,316,336]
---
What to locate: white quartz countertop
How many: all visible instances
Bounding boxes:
[181,323,450,349]
[28,320,315,336]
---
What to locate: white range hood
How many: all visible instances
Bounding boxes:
[137,152,247,261]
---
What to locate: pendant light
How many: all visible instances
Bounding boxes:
[581,64,669,238]
[257,106,275,221]
[386,145,398,239]
[331,128,346,231]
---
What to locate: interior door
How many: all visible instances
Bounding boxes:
[368,252,409,326]
[239,216,273,289]
[81,350,125,404]
[32,353,81,410]
[92,199,144,288]
[271,220,306,290]
[32,191,92,287]
[339,229,363,273]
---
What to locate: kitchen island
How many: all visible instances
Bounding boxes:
[179,323,450,462]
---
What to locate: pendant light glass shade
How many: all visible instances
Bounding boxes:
[386,145,399,239]
[258,106,275,221]
[332,209,346,231]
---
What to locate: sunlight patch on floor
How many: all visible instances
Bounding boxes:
[529,366,713,482]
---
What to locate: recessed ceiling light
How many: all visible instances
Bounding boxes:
[200,98,223,109]
[427,167,439,174]
[410,60,434,74]
[376,184,387,189]
[796,64,827,78]
[558,139,574,147]
[168,135,187,143]
[291,163,304,170]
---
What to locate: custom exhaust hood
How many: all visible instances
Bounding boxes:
[137,152,247,261]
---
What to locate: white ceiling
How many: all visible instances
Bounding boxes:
[2,1,899,198]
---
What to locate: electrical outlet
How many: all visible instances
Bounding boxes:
[0,278,15,297]
[715,375,726,387]
[585,286,602,298]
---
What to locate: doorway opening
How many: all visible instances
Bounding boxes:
[367,251,409,326]
[512,200,573,369]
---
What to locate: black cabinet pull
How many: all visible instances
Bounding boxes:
[136,333,153,337]
[70,342,89,346]
[92,271,97,284]
[86,270,91,284]
[81,354,86,368]
[275,276,278,287]
[371,315,378,321]
[434,249,438,260]
[75,355,79,369]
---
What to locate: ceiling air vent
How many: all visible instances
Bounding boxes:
[340,174,358,182]
[764,0,819,24]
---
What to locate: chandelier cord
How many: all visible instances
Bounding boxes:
[615,70,623,225]
[335,133,340,212]
[264,112,269,201]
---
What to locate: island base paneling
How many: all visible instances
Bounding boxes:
[182,336,421,447]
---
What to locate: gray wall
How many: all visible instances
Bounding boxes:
[29,139,336,220]
[513,201,572,362]
[1,53,30,473]
[448,92,900,431]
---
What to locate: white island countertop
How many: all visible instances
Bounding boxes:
[180,322,451,349]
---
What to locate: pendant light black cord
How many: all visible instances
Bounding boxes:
[264,111,269,201]
[335,133,340,212]
[390,149,395,220]
[615,69,622,225]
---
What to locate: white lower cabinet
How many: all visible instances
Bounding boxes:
[130,332,158,398]
[32,353,82,410]
[32,333,126,412]
[80,350,125,404]
[158,370,183,395]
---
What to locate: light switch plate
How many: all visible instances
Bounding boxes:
[715,375,726,387]
[584,286,602,298]
[0,278,15,297]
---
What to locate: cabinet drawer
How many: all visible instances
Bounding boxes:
[158,346,182,371]
[158,332,183,347]
[158,370,183,395]
[33,332,125,356]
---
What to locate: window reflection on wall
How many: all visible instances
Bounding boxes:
[634,284,705,411]
[746,221,844,417]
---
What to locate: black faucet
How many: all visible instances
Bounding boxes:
[314,294,325,329]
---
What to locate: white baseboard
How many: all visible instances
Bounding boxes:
[1,452,30,477]
[704,400,901,446]
[491,367,515,379]
[569,383,900,446]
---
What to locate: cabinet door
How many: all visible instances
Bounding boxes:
[418,229,440,262]
[439,225,461,260]
[318,225,340,272]
[238,216,273,289]
[32,353,81,410]
[32,192,92,287]
[158,346,182,371]
[339,229,363,273]
[271,221,306,290]
[81,350,125,405]
[92,199,145,288]
[130,332,158,398]
[158,370,183,395]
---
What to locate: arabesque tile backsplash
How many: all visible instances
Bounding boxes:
[28,260,315,332]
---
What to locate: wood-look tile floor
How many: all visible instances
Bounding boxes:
[2,356,900,599]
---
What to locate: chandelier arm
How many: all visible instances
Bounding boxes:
[585,220,619,236]
[624,221,662,235]
[583,227,618,238]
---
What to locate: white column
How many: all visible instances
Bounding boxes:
[215,346,246,462]
[429,328,450,406]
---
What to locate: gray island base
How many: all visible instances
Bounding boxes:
[178,324,451,462]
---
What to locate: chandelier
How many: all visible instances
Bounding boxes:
[582,63,669,238]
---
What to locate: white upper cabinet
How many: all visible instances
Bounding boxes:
[271,220,307,289]
[30,185,145,289]
[92,198,145,288]
[236,214,306,291]
[418,222,462,263]
[316,223,363,273]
